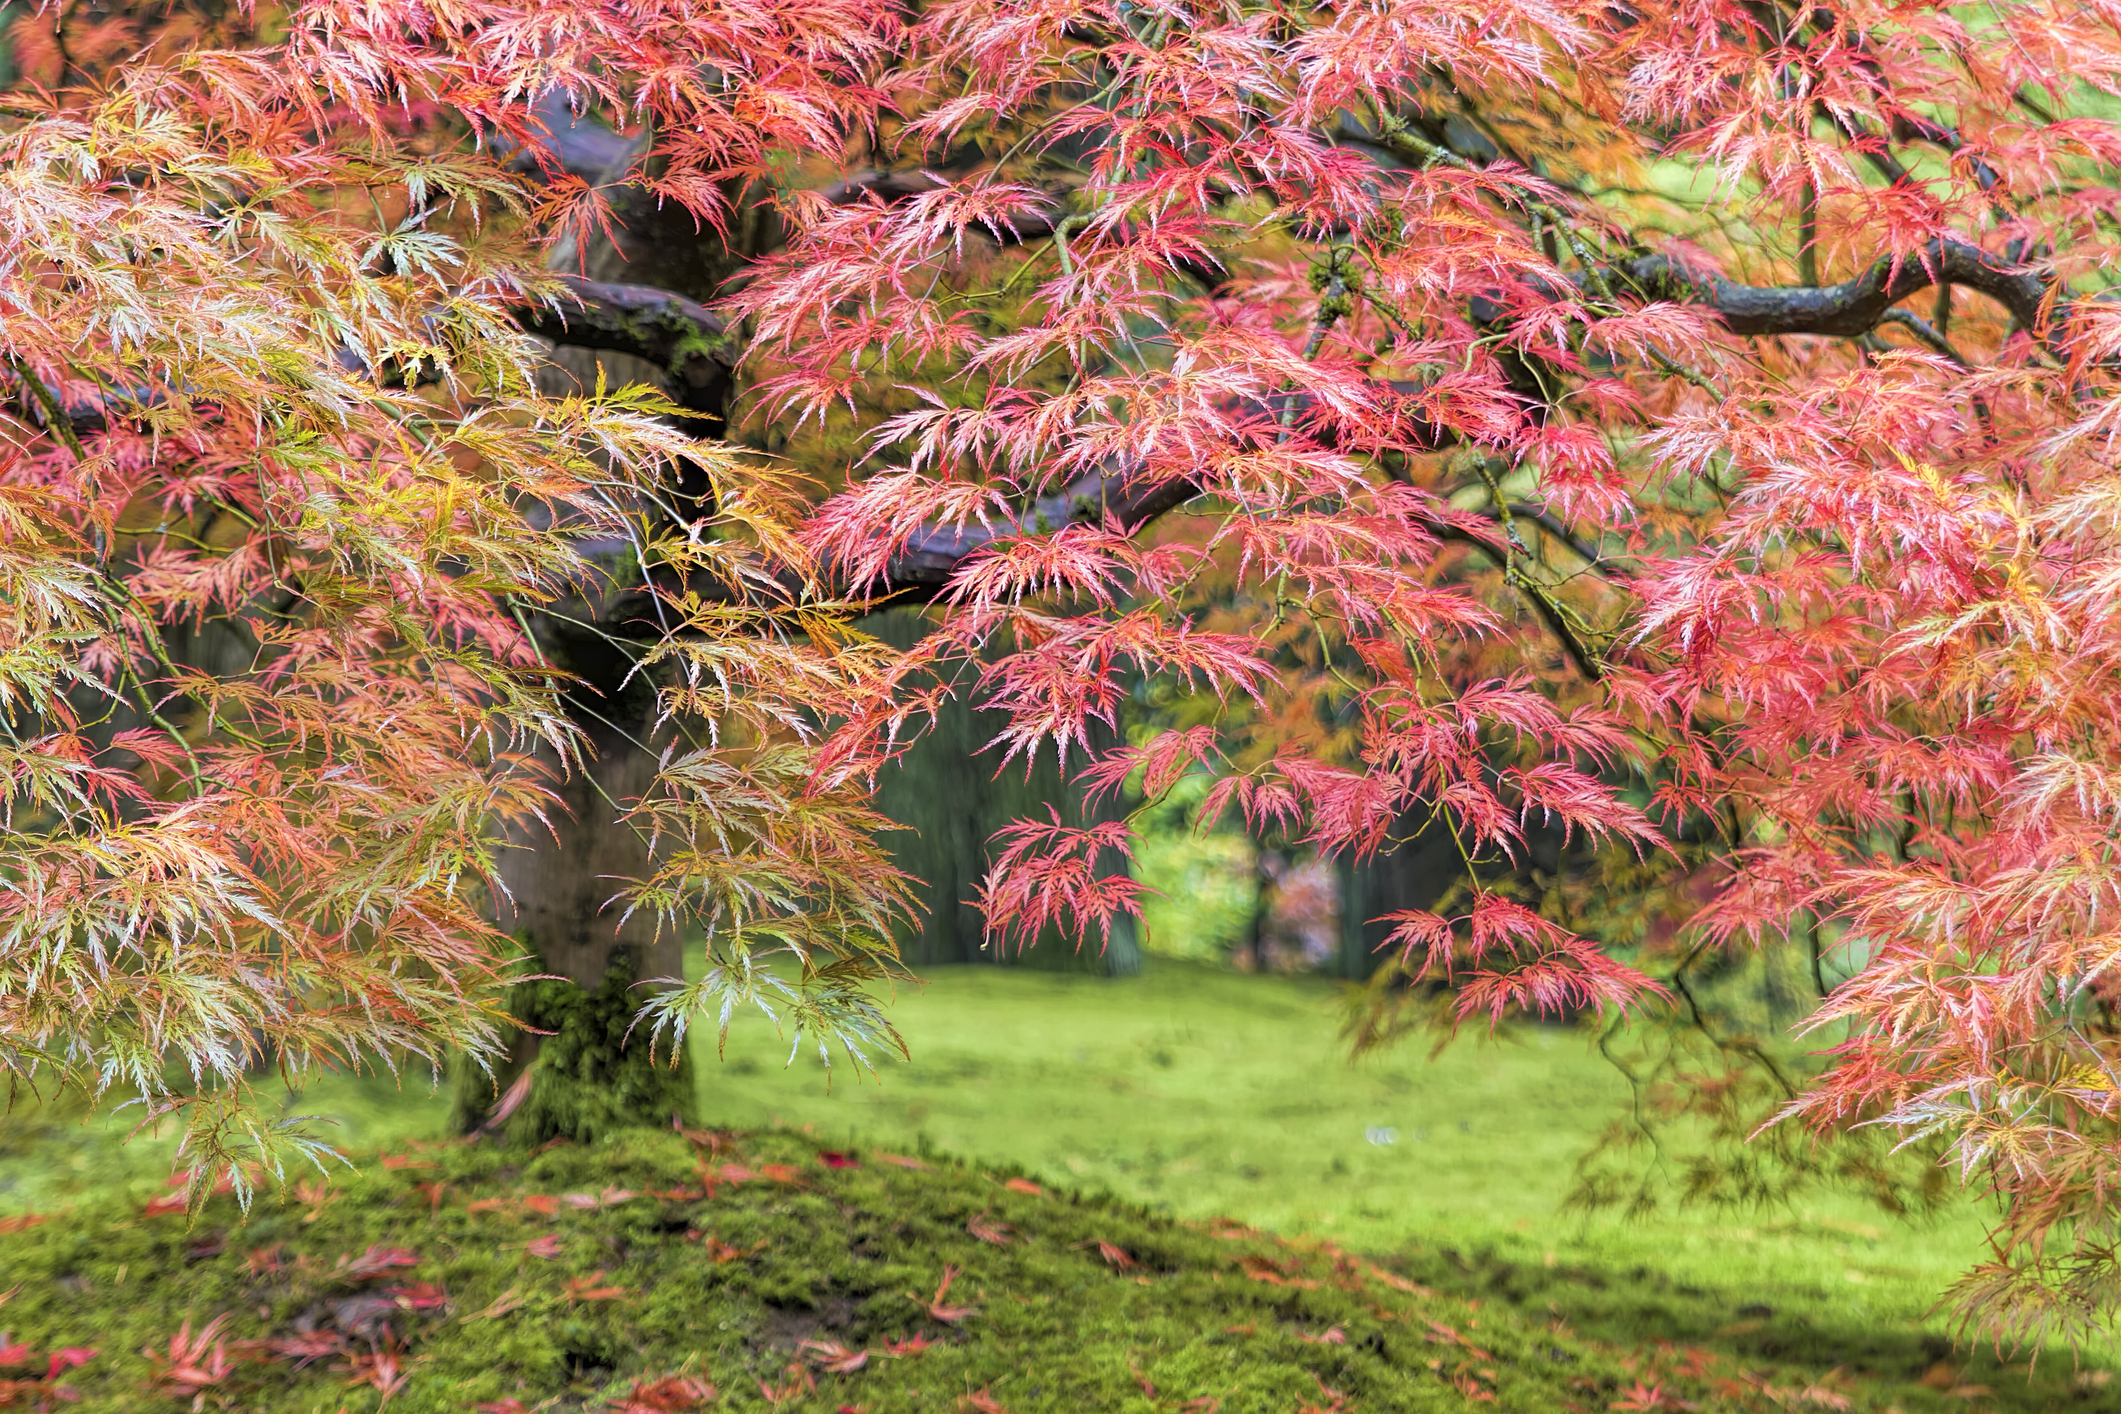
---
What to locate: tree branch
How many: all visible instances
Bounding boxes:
[1617,238,2056,342]
[542,236,2067,640]
[516,276,737,416]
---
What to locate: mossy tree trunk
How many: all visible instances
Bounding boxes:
[453,615,698,1144]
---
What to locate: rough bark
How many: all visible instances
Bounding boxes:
[453,535,700,1139]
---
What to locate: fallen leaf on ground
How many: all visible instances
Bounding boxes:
[615,1373,716,1411]
[914,1265,974,1322]
[1002,1178,1042,1196]
[818,1151,861,1169]
[339,1342,412,1399]
[799,1339,869,1374]
[268,1331,344,1369]
[874,1153,930,1171]
[694,1235,761,1264]
[388,1282,449,1311]
[1363,1263,1434,1297]
[522,1234,563,1260]
[461,1288,525,1323]
[564,1271,628,1302]
[43,1348,95,1380]
[967,1214,1013,1245]
[338,1245,420,1282]
[1239,1256,1320,1289]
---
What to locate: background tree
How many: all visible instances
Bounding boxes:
[8,0,2121,1349]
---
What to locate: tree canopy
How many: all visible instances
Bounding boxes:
[5,0,2121,1347]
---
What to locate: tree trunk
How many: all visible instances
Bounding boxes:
[862,609,1142,975]
[1336,813,1466,980]
[451,619,698,1143]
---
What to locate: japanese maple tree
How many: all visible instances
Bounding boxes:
[5,0,2121,1347]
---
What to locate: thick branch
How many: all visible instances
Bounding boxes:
[1617,238,2055,341]
[515,276,736,416]
[552,235,2067,643]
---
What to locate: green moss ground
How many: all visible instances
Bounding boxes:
[3,964,2117,1409]
[0,1126,2106,1413]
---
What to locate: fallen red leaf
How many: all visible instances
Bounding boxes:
[1096,1240,1137,1271]
[523,1234,564,1260]
[564,1271,628,1302]
[1239,1255,1321,1289]
[695,1235,762,1264]
[799,1339,870,1374]
[520,1194,560,1216]
[44,1349,95,1380]
[338,1245,420,1282]
[967,1214,1013,1245]
[818,1150,861,1169]
[1364,1264,1435,1297]
[387,1282,450,1311]
[759,1363,817,1405]
[340,1343,412,1398]
[268,1331,345,1369]
[874,1153,930,1171]
[1002,1178,1042,1196]
[615,1373,716,1411]
[916,1265,975,1322]
[1298,1327,1347,1345]
[461,1288,525,1323]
